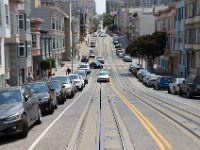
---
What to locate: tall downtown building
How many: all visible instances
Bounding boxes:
[42,0,96,16]
[106,0,177,13]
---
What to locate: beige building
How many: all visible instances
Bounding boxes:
[154,4,178,75]
[185,0,200,75]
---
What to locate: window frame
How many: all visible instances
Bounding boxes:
[19,14,25,30]
[18,42,26,57]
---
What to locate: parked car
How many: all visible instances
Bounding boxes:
[129,63,142,72]
[81,55,89,62]
[142,73,151,84]
[146,74,158,87]
[179,75,200,98]
[74,69,88,84]
[90,60,103,69]
[118,52,124,58]
[168,78,185,94]
[48,80,66,104]
[97,70,110,82]
[137,69,149,82]
[0,86,42,138]
[113,40,118,45]
[49,75,76,98]
[69,74,84,91]
[24,81,58,114]
[123,55,132,62]
[96,56,105,64]
[79,63,91,74]
[154,76,172,90]
[115,43,121,48]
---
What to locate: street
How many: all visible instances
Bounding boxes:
[1,35,200,150]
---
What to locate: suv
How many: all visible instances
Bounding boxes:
[154,76,172,90]
[179,75,200,98]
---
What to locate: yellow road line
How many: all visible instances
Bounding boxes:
[110,79,172,150]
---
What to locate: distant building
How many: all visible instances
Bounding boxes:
[0,0,11,87]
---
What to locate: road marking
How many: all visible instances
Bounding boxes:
[28,84,91,150]
[110,79,172,150]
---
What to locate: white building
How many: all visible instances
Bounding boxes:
[0,0,10,87]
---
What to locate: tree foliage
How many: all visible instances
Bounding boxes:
[103,13,117,32]
[90,18,100,32]
[125,31,167,71]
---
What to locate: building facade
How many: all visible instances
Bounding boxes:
[154,4,178,75]
[0,0,11,87]
[175,0,187,78]
[185,0,200,75]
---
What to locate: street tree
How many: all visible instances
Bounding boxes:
[103,13,116,32]
[125,31,167,72]
[90,18,100,32]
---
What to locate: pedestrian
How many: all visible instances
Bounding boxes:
[26,73,33,82]
[66,67,71,75]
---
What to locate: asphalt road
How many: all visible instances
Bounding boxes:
[1,34,200,150]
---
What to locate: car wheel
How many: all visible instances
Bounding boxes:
[55,99,58,109]
[36,108,42,124]
[186,90,192,99]
[179,89,183,96]
[49,103,55,114]
[19,114,29,138]
[168,87,171,93]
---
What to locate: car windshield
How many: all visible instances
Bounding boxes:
[70,75,79,80]
[0,90,21,105]
[27,83,48,93]
[49,81,61,89]
[80,64,88,68]
[99,71,108,76]
[50,76,70,84]
[75,71,86,77]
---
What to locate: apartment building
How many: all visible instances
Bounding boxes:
[154,4,178,75]
[0,0,11,87]
[185,0,200,75]
[175,0,187,78]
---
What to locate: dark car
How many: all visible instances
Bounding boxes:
[154,76,172,90]
[74,69,88,84]
[179,75,200,98]
[24,81,58,114]
[0,86,42,138]
[81,55,89,62]
[90,60,103,69]
[48,80,66,104]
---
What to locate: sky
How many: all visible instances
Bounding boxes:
[95,0,106,14]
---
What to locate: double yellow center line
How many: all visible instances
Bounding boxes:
[110,79,172,150]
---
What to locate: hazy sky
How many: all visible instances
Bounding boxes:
[95,0,106,14]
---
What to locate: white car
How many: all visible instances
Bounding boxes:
[97,70,110,82]
[69,74,84,91]
[168,78,185,94]
[49,75,76,98]
[79,63,91,74]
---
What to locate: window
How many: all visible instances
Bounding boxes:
[19,14,25,29]
[32,34,36,47]
[0,3,2,26]
[16,15,19,34]
[5,4,9,26]
[51,17,56,30]
[18,42,26,57]
[197,0,200,15]
[26,18,30,31]
[52,38,56,49]
[0,39,1,65]
[27,44,31,56]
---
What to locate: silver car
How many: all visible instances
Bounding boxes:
[168,78,185,94]
[49,75,76,98]
[97,70,110,82]
[79,63,91,74]
[69,74,84,91]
